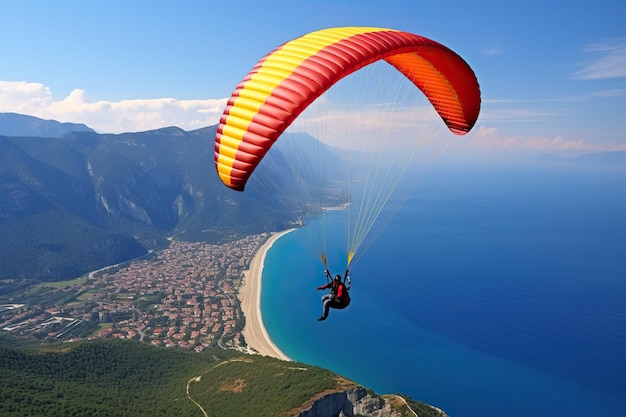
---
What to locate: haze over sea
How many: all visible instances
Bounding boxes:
[260,155,626,417]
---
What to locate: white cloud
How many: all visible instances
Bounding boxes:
[463,125,626,152]
[574,38,626,80]
[479,106,560,123]
[589,88,626,98]
[0,81,53,111]
[481,45,502,56]
[4,81,624,155]
[0,81,227,133]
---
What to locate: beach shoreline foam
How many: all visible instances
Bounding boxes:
[238,229,295,361]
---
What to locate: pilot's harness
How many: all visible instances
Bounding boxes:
[321,252,351,292]
[324,268,351,291]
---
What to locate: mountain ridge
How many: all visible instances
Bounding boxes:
[0,112,95,137]
[0,114,308,281]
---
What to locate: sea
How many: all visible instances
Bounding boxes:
[260,155,626,417]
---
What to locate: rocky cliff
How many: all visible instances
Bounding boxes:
[298,387,447,417]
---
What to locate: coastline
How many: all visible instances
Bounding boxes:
[238,229,295,361]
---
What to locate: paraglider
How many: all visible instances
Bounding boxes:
[316,269,351,321]
[214,27,481,319]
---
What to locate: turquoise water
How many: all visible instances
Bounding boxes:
[260,157,626,417]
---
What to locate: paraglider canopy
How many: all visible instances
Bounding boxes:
[214,26,480,192]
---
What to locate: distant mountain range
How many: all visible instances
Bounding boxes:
[533,151,626,166]
[0,112,95,138]
[0,113,339,282]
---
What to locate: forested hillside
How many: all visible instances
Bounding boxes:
[0,336,349,416]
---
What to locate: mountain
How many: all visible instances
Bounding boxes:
[575,151,626,165]
[1,115,335,282]
[0,112,95,137]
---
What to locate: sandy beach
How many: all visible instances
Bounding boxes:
[238,229,295,361]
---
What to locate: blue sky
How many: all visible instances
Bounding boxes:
[1,0,625,154]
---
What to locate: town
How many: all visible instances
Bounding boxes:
[0,233,271,352]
